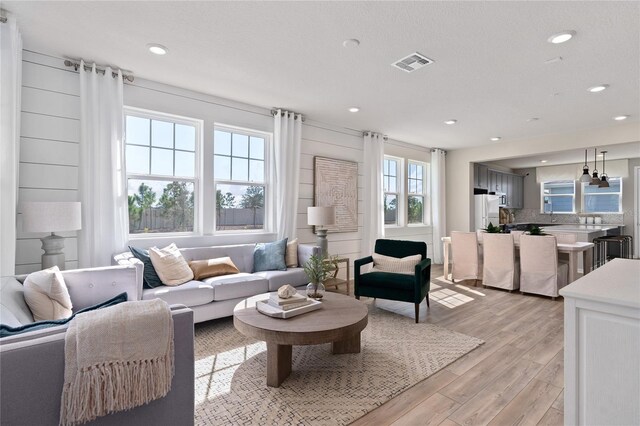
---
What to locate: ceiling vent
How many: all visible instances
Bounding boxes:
[391,52,434,73]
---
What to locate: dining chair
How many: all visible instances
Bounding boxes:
[482,233,519,291]
[450,231,481,285]
[510,230,525,244]
[519,234,568,300]
[553,232,577,264]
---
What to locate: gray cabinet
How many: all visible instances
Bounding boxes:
[511,175,524,209]
[475,165,524,209]
[474,163,489,189]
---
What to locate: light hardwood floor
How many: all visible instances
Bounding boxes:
[347,264,565,426]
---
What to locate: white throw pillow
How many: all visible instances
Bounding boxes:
[371,253,422,275]
[285,238,298,268]
[149,243,194,286]
[23,266,73,321]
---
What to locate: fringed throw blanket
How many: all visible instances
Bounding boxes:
[60,299,174,426]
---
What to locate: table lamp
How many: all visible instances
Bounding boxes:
[21,202,82,270]
[307,206,336,257]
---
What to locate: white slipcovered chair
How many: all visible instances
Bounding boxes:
[519,235,568,299]
[552,232,577,264]
[482,233,519,291]
[510,230,525,244]
[450,231,481,284]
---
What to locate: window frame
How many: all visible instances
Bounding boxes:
[581,177,623,214]
[540,180,576,214]
[383,155,404,227]
[124,107,203,238]
[407,159,429,226]
[213,124,272,234]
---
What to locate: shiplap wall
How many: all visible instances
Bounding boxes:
[16,51,80,274]
[16,49,434,274]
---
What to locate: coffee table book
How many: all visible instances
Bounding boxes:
[256,299,322,319]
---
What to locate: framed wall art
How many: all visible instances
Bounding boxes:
[313,157,358,233]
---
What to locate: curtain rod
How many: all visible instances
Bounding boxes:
[63,59,135,82]
[270,108,305,122]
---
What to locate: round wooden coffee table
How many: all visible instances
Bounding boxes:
[233,291,368,387]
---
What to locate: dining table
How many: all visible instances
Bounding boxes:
[441,236,594,284]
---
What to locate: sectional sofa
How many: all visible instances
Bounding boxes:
[114,242,316,323]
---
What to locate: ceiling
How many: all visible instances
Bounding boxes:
[4,1,640,150]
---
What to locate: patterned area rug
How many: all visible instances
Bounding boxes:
[194,303,483,425]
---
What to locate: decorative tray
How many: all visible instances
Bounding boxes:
[256,299,322,319]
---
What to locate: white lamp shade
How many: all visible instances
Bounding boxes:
[307,206,336,226]
[22,202,82,233]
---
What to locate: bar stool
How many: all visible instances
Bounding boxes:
[592,235,633,269]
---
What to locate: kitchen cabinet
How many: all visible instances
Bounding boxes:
[474,163,489,189]
[476,165,524,209]
[512,175,524,208]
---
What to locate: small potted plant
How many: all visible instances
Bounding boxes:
[303,254,332,300]
[527,225,547,236]
[484,222,502,233]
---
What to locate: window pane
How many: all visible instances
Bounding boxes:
[389,177,397,193]
[584,194,620,212]
[215,184,264,231]
[151,120,173,148]
[214,130,232,155]
[231,157,249,181]
[232,134,249,157]
[151,148,173,176]
[214,155,231,180]
[128,179,194,233]
[389,160,397,176]
[175,151,195,178]
[383,176,389,192]
[175,124,195,151]
[544,196,573,213]
[417,180,423,194]
[544,181,573,195]
[383,159,389,175]
[126,145,149,175]
[583,178,621,193]
[126,116,150,145]
[408,196,424,224]
[249,137,264,160]
[249,159,264,182]
[417,164,423,177]
[384,194,398,225]
[409,164,417,179]
[409,179,417,193]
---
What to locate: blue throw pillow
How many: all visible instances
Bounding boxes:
[129,246,163,289]
[0,292,128,338]
[254,238,288,272]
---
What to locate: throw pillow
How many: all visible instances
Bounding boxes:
[23,266,73,321]
[0,292,127,338]
[285,238,299,268]
[371,253,422,275]
[254,238,288,272]
[189,257,240,280]
[148,243,194,286]
[129,246,163,289]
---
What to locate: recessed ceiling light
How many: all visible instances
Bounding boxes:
[342,39,360,48]
[348,107,360,113]
[540,160,548,163]
[588,84,609,93]
[613,115,629,121]
[490,137,501,142]
[147,43,168,55]
[444,119,457,125]
[548,30,576,44]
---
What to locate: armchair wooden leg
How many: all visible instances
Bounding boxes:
[355,295,360,300]
[426,296,430,307]
[415,303,420,323]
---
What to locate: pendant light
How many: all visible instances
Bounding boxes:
[589,148,600,185]
[579,149,591,183]
[599,151,609,188]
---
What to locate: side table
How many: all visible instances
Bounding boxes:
[323,256,350,295]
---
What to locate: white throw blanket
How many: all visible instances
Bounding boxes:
[60,299,174,426]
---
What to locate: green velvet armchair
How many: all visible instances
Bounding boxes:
[354,239,431,323]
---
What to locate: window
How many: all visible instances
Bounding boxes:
[125,109,200,234]
[214,126,268,231]
[383,157,401,226]
[541,180,575,213]
[407,161,427,225]
[582,178,622,213]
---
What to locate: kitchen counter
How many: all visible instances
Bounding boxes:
[541,224,624,234]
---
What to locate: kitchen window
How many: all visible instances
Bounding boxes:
[408,160,428,225]
[214,126,269,232]
[582,178,622,213]
[124,109,201,235]
[383,156,402,226]
[541,180,575,214]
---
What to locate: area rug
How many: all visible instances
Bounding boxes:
[194,304,483,425]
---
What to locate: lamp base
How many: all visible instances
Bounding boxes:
[315,229,329,258]
[40,233,66,270]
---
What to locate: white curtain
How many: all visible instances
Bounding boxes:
[0,16,22,276]
[272,109,302,240]
[362,132,385,256]
[78,62,128,267]
[431,148,446,264]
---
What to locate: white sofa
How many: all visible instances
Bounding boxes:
[114,243,315,323]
